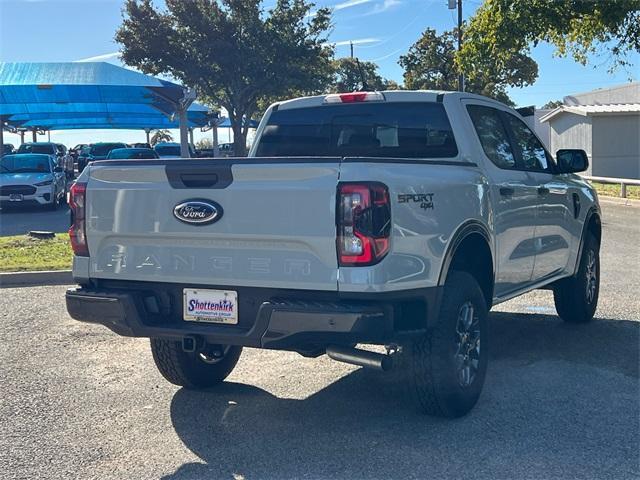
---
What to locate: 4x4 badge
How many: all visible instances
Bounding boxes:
[398,193,434,210]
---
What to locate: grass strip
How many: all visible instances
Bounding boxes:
[0,233,72,272]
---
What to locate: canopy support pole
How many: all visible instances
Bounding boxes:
[145,128,151,145]
[32,129,37,142]
[188,128,194,146]
[47,130,51,142]
[19,131,24,145]
[0,118,4,158]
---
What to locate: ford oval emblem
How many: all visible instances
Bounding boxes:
[173,199,223,225]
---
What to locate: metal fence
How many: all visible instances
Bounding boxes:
[581,175,640,198]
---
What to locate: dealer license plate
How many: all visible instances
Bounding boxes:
[183,288,238,324]
[9,194,23,201]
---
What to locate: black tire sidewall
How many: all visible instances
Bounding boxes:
[579,235,600,317]
[150,339,242,389]
[411,271,489,417]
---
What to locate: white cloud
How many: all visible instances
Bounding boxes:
[74,52,121,63]
[307,0,374,17]
[334,0,374,11]
[365,0,402,16]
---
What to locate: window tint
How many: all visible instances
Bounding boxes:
[17,143,56,155]
[256,103,458,158]
[466,105,516,169]
[503,113,552,172]
[90,143,126,156]
[1,154,52,173]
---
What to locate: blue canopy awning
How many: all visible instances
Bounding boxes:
[0,62,214,132]
[0,62,187,116]
[5,103,211,130]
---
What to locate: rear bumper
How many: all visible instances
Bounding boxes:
[66,281,442,350]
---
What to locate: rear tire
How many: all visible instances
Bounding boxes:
[408,271,489,418]
[553,233,600,323]
[150,339,242,389]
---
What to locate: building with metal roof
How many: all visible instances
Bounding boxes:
[539,82,640,179]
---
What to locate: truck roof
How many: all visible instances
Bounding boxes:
[275,90,504,111]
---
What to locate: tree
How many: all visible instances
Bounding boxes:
[116,0,334,156]
[399,28,537,105]
[150,129,173,146]
[459,0,640,85]
[331,57,399,93]
[195,138,213,150]
[542,100,563,109]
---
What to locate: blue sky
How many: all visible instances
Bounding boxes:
[1,0,638,147]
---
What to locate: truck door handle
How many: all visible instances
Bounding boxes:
[165,163,233,189]
[499,187,515,196]
[180,173,219,188]
[537,186,550,195]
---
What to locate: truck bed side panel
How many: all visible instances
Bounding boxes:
[338,159,491,292]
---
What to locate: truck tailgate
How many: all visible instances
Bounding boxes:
[85,158,341,290]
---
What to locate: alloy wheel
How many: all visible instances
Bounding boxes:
[454,301,481,388]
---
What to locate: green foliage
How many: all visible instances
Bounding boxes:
[116,0,334,155]
[150,129,173,145]
[459,0,640,84]
[542,100,564,109]
[330,57,399,92]
[399,28,535,105]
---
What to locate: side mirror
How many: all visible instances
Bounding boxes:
[54,166,64,173]
[556,149,588,173]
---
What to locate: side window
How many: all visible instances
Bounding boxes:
[503,113,553,172]
[466,105,516,169]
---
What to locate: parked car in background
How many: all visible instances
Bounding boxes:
[106,148,159,159]
[76,144,92,173]
[154,142,195,158]
[130,142,152,149]
[2,144,15,157]
[218,142,234,157]
[0,153,66,210]
[84,142,127,166]
[70,143,87,161]
[17,142,59,160]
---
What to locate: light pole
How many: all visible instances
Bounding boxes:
[448,0,464,92]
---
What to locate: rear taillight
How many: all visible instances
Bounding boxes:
[337,182,391,266]
[68,182,88,256]
[324,92,385,104]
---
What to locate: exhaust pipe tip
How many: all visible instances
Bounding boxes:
[326,345,393,372]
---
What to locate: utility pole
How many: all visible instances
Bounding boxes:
[448,0,464,92]
[457,0,464,92]
[350,41,354,59]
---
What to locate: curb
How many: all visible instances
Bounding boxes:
[0,270,74,288]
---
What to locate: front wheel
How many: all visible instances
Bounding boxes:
[553,233,600,323]
[407,271,489,418]
[150,339,242,389]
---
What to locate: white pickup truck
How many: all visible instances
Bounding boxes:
[66,91,601,417]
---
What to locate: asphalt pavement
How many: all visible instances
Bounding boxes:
[0,202,638,479]
[0,203,70,236]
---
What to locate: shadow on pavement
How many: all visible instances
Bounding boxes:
[165,313,639,479]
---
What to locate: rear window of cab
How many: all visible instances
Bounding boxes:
[255,102,458,158]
